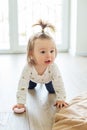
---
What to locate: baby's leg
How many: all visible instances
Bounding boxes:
[45,81,55,93]
[28,80,37,89]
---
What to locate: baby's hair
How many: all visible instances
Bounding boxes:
[27,19,57,65]
[32,19,56,33]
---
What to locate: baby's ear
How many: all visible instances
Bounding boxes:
[29,50,33,57]
[29,51,34,61]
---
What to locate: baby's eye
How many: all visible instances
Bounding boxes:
[50,50,55,53]
[40,51,45,54]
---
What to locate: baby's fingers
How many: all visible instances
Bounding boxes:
[63,102,69,107]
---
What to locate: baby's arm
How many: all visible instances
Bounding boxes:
[12,65,29,113]
[51,63,68,108]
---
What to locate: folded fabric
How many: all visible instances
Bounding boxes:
[52,92,87,130]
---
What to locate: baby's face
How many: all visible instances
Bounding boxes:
[32,39,56,66]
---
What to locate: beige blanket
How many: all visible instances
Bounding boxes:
[52,92,87,130]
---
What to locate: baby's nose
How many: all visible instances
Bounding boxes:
[46,52,51,58]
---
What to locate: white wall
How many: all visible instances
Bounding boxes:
[70,0,87,56]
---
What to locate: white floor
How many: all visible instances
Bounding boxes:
[0,53,87,130]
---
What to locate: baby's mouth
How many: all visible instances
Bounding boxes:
[45,60,51,64]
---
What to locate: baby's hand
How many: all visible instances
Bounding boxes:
[12,104,26,113]
[54,100,68,109]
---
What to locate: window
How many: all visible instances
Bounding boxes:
[0,0,10,50]
[0,0,69,53]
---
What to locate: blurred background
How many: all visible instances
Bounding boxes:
[0,0,87,56]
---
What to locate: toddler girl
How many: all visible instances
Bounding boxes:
[13,20,68,113]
